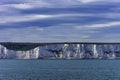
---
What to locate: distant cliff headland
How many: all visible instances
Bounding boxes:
[0,42,120,59]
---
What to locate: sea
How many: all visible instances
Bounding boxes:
[0,59,120,80]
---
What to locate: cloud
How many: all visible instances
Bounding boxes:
[0,0,120,42]
[89,21,120,28]
[0,25,93,42]
[76,21,120,29]
[2,1,52,9]
[1,12,119,24]
[78,0,120,3]
[1,0,120,11]
[0,13,96,24]
[77,0,98,3]
[0,22,120,42]
[0,0,77,10]
[7,4,32,9]
[0,14,52,24]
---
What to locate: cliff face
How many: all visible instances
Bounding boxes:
[0,43,120,59]
[0,45,39,59]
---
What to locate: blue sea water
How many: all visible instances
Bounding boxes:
[0,59,120,80]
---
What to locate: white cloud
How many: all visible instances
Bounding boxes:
[8,4,32,9]
[1,0,73,10]
[0,14,52,24]
[0,13,95,24]
[89,22,120,28]
[0,0,112,11]
[76,21,120,29]
[78,0,120,3]
[1,0,120,11]
[27,27,44,31]
[1,11,120,24]
[77,0,97,3]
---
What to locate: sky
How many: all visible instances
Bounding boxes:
[0,0,120,42]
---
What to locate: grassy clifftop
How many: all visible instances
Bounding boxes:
[0,43,41,51]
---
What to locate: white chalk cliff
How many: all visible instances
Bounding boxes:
[0,43,120,59]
